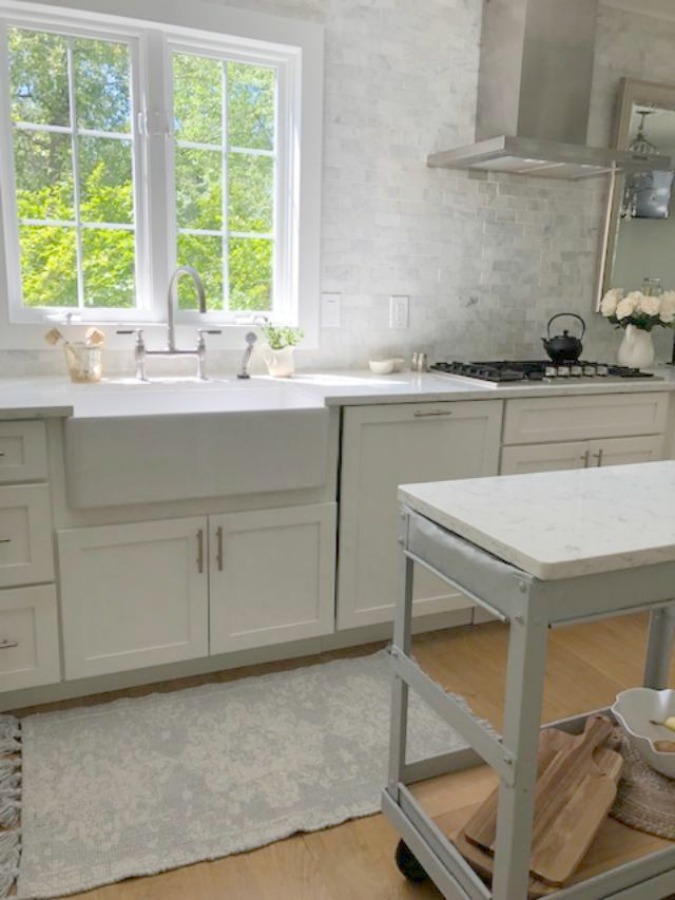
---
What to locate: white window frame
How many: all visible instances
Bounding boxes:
[0,0,323,350]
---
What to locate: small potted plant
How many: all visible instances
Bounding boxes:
[259,324,304,377]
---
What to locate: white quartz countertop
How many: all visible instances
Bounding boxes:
[286,369,675,406]
[400,460,675,580]
[0,368,675,419]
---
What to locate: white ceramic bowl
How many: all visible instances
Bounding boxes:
[368,359,395,375]
[612,687,675,778]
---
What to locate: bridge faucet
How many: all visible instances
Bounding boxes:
[116,266,220,380]
[167,266,206,352]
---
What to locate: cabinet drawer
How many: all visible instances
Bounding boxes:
[0,585,60,691]
[503,393,668,445]
[0,485,54,587]
[500,442,587,475]
[0,421,47,483]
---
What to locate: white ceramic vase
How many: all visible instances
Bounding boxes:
[617,324,655,370]
[260,343,295,378]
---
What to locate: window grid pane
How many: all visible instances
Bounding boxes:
[174,51,276,314]
[9,26,136,310]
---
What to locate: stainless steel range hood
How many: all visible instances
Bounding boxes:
[428,0,671,180]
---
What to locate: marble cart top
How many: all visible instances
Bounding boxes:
[400,461,675,580]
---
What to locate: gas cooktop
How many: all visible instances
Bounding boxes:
[429,360,658,384]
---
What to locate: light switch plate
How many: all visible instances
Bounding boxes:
[321,292,341,328]
[389,295,409,329]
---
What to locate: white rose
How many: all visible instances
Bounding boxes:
[638,294,661,317]
[600,288,623,317]
[660,291,675,324]
[616,293,640,321]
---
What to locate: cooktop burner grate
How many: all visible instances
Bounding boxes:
[429,360,655,383]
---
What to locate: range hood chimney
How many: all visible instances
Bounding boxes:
[428,0,671,179]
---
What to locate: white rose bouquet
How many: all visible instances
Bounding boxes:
[600,288,675,331]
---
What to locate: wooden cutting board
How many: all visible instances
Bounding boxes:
[464,727,564,851]
[463,716,623,886]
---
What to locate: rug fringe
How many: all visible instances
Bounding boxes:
[0,716,21,899]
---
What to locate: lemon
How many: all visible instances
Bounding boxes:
[665,716,675,732]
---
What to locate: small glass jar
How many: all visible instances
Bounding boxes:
[641,277,663,296]
[64,343,103,383]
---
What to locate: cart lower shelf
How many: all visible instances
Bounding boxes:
[410,763,673,898]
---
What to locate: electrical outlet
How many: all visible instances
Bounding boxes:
[321,292,341,328]
[389,295,409,329]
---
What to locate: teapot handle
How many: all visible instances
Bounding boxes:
[547,312,586,340]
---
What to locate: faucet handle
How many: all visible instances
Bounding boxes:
[197,328,221,350]
[117,328,145,344]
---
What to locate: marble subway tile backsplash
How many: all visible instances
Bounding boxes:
[2,1,675,377]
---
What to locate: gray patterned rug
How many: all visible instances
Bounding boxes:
[7,650,470,899]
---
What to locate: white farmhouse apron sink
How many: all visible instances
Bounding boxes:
[64,381,329,507]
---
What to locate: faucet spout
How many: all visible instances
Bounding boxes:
[167,266,207,351]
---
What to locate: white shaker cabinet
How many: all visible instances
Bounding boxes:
[0,585,60,691]
[209,503,336,653]
[0,420,60,693]
[501,434,665,475]
[58,518,209,679]
[0,421,48,484]
[59,504,337,678]
[500,394,668,476]
[0,484,54,588]
[337,400,502,630]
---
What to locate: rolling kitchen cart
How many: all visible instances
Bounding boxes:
[383,461,675,899]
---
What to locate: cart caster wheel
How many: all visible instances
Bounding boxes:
[395,839,428,883]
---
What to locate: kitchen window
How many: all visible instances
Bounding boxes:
[0,1,322,345]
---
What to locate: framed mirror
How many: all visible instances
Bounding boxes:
[596,78,675,307]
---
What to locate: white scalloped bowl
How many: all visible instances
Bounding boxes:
[612,688,675,778]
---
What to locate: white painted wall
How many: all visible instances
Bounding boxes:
[2,0,675,377]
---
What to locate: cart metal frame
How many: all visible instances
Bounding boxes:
[383,507,675,900]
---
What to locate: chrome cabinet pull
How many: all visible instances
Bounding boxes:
[413,410,452,418]
[0,539,10,544]
[0,451,5,457]
[594,448,604,467]
[0,639,18,650]
[196,529,204,574]
[216,526,224,572]
[581,449,590,467]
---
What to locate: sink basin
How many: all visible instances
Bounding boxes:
[71,381,321,418]
[64,379,330,507]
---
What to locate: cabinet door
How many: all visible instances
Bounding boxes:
[500,442,588,475]
[0,484,54,588]
[338,401,502,630]
[59,518,208,679]
[590,434,666,468]
[0,585,60,692]
[210,504,336,654]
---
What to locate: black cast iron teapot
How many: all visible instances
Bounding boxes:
[542,313,585,364]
